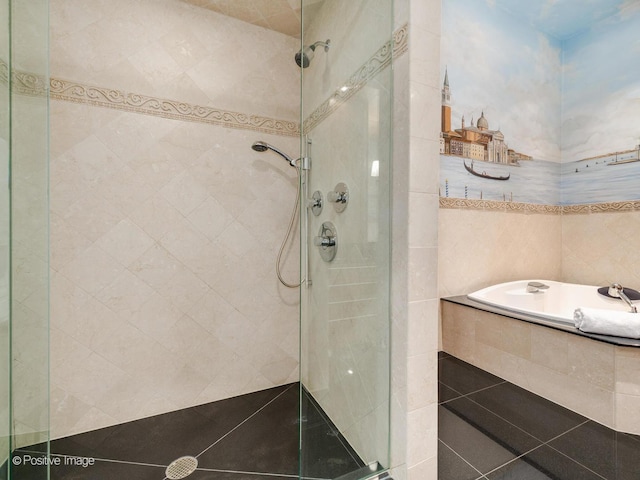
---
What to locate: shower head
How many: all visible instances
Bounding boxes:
[251,141,269,153]
[295,39,330,68]
[251,141,297,168]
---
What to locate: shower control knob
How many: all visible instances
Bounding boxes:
[328,182,349,212]
[315,222,337,262]
[308,190,323,216]
[313,236,335,247]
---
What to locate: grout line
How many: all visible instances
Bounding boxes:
[543,421,608,480]
[441,355,611,478]
[438,380,507,405]
[479,443,547,478]
[439,439,485,478]
[194,384,297,459]
[438,381,465,405]
[461,391,583,445]
[193,466,301,478]
[49,454,168,469]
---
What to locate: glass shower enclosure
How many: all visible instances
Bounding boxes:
[1,0,50,478]
[299,1,394,478]
[0,0,393,478]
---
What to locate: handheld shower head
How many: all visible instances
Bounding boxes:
[251,141,297,168]
[251,141,269,153]
[295,39,330,68]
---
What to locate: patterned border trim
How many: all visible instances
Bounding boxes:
[50,78,299,137]
[303,23,409,134]
[440,197,640,215]
[0,59,7,86]
[564,201,640,214]
[393,24,409,57]
[7,23,408,134]
[0,59,48,97]
[439,197,562,214]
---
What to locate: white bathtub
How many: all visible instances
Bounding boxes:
[467,280,637,325]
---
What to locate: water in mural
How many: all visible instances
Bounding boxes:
[561,148,640,205]
[440,156,560,205]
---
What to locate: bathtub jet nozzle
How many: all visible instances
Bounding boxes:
[526,281,549,293]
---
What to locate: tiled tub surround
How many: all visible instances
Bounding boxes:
[441,299,640,435]
[438,352,640,480]
[562,208,640,293]
[49,0,301,439]
[438,203,562,298]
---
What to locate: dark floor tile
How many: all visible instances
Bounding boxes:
[196,385,299,475]
[438,440,483,480]
[616,433,640,479]
[51,384,292,466]
[439,381,463,403]
[439,398,541,474]
[549,421,640,480]
[189,470,295,480]
[486,445,603,480]
[438,356,503,395]
[547,421,614,478]
[469,383,587,442]
[51,458,164,480]
[438,351,452,359]
[301,391,363,479]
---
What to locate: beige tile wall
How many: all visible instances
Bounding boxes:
[302,0,396,117]
[438,207,563,298]
[50,0,300,438]
[404,0,442,478]
[562,210,640,290]
[442,301,640,434]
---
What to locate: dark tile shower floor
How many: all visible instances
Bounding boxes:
[13,383,366,480]
[438,351,640,480]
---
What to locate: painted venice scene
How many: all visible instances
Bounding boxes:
[439,68,561,205]
[439,69,640,206]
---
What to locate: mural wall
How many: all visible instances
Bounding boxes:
[440,0,640,206]
[561,5,640,205]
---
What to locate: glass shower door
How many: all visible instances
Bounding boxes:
[299,1,393,478]
[2,0,50,478]
[0,0,10,476]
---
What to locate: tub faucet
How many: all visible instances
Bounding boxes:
[608,284,637,313]
[527,281,549,293]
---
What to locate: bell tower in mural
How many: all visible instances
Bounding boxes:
[441,68,452,133]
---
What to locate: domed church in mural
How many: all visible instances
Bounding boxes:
[439,69,531,164]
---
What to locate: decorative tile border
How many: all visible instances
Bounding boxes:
[0,59,48,97]
[5,23,408,135]
[50,78,299,137]
[440,197,640,215]
[565,201,640,214]
[0,59,7,86]
[439,197,562,214]
[303,23,408,134]
[393,24,409,58]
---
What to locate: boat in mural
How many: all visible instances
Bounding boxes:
[607,158,640,165]
[607,147,640,165]
[464,160,510,181]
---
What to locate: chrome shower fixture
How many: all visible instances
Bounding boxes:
[251,141,297,168]
[295,39,330,68]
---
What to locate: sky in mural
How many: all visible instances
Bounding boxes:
[491,0,638,40]
[562,6,640,161]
